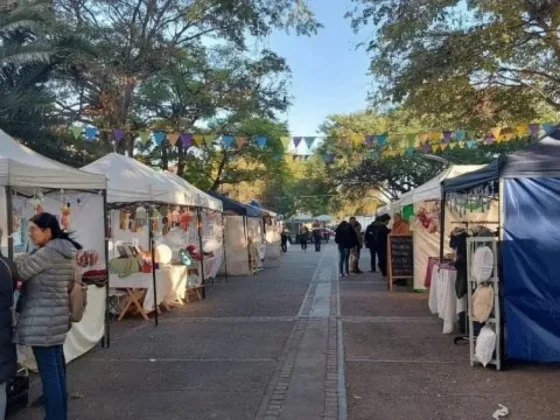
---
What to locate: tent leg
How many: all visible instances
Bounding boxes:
[102,191,111,348]
[150,206,159,326]
[197,208,206,298]
[5,187,13,260]
[439,191,446,260]
[222,214,228,283]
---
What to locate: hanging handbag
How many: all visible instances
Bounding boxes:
[68,261,88,323]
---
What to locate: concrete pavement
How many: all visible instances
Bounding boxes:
[10,244,560,420]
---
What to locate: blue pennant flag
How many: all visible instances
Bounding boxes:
[542,122,554,135]
[304,137,315,149]
[256,136,267,149]
[85,126,98,141]
[455,129,465,141]
[466,140,477,149]
[405,147,415,157]
[376,134,388,146]
[222,135,234,148]
[153,131,166,145]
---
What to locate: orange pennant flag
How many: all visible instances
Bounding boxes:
[419,133,429,144]
[431,132,443,142]
[236,136,247,148]
[491,127,502,140]
[440,143,449,151]
[167,132,179,146]
[193,134,204,146]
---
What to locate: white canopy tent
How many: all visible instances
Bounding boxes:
[381,164,496,291]
[82,153,192,205]
[162,171,223,212]
[0,129,108,369]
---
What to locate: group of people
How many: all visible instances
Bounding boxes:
[335,213,410,278]
[0,213,81,419]
[298,219,323,253]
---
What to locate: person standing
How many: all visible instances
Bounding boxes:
[349,217,364,274]
[373,214,391,279]
[300,227,310,252]
[281,227,289,252]
[335,221,357,277]
[365,218,378,273]
[16,213,82,420]
[311,220,322,252]
[0,228,18,420]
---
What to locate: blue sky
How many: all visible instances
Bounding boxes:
[265,0,373,136]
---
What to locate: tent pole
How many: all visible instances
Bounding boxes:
[439,190,446,260]
[102,190,111,348]
[196,208,206,298]
[5,187,13,260]
[149,206,159,326]
[222,214,228,282]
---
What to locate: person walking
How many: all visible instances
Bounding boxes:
[281,227,289,252]
[0,229,18,420]
[365,218,377,272]
[16,213,82,420]
[300,227,310,252]
[335,221,358,277]
[312,220,322,252]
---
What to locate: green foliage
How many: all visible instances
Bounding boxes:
[348,0,560,129]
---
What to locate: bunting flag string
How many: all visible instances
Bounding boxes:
[67,121,557,160]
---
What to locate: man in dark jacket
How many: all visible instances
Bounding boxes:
[335,221,358,277]
[365,219,377,272]
[373,214,391,278]
[0,228,19,419]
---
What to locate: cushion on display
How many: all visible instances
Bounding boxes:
[475,325,497,367]
[472,284,495,323]
[472,246,494,283]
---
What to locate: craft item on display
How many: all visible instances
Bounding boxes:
[155,244,172,265]
[472,246,494,283]
[12,215,21,232]
[172,207,181,225]
[128,210,137,232]
[178,249,193,267]
[472,284,495,323]
[60,203,71,231]
[76,250,100,268]
[30,198,43,215]
[119,211,128,231]
[161,216,170,235]
[186,245,203,261]
[135,206,148,228]
[181,211,192,231]
[475,325,497,367]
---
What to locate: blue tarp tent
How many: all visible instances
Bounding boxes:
[443,129,560,362]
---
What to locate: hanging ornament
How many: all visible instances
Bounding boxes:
[172,207,181,225]
[60,203,71,231]
[119,210,128,231]
[181,211,193,232]
[135,206,148,228]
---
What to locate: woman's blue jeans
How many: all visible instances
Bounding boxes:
[33,345,67,420]
[338,248,350,274]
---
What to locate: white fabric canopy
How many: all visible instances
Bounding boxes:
[162,171,222,212]
[83,153,194,204]
[0,129,106,189]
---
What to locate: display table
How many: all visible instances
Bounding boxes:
[428,264,466,334]
[109,266,188,320]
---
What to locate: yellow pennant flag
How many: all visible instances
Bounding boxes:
[193,134,204,146]
[440,143,449,151]
[236,136,247,148]
[431,132,443,142]
[280,136,291,149]
[516,125,529,137]
[431,144,440,153]
[351,133,364,146]
[167,132,179,146]
[419,133,429,144]
[491,127,502,140]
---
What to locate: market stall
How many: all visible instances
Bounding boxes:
[442,131,560,363]
[248,201,281,269]
[82,153,222,324]
[208,191,262,276]
[0,129,108,368]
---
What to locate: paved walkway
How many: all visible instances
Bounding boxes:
[11,244,560,420]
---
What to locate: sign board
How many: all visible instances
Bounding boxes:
[387,234,414,291]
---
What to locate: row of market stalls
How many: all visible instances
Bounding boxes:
[377,130,560,366]
[0,129,281,370]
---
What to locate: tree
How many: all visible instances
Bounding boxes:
[348,0,560,129]
[52,0,320,155]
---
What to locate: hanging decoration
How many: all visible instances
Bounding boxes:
[304,136,315,149]
[293,137,303,148]
[153,131,166,145]
[60,203,71,231]
[167,132,179,146]
[256,136,268,149]
[222,135,234,148]
[85,127,98,141]
[236,136,247,148]
[180,133,193,148]
[70,126,83,140]
[113,129,125,143]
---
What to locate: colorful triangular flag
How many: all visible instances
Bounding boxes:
[405,147,415,157]
[236,136,247,148]
[449,142,457,150]
[516,125,529,137]
[85,126,98,141]
[153,131,166,145]
[167,132,179,146]
[529,123,540,137]
[204,135,215,147]
[490,127,501,140]
[256,136,267,149]
[443,131,453,143]
[430,132,442,142]
[431,144,440,153]
[376,134,388,146]
[222,135,234,148]
[280,136,291,149]
[440,143,449,151]
[139,130,151,144]
[484,134,495,145]
[405,133,416,147]
[180,133,193,148]
[466,140,477,149]
[193,134,203,146]
[70,125,82,140]
[304,136,315,149]
[465,130,476,141]
[113,128,125,143]
[293,137,302,148]
[419,133,429,144]
[455,129,465,141]
[543,122,554,134]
